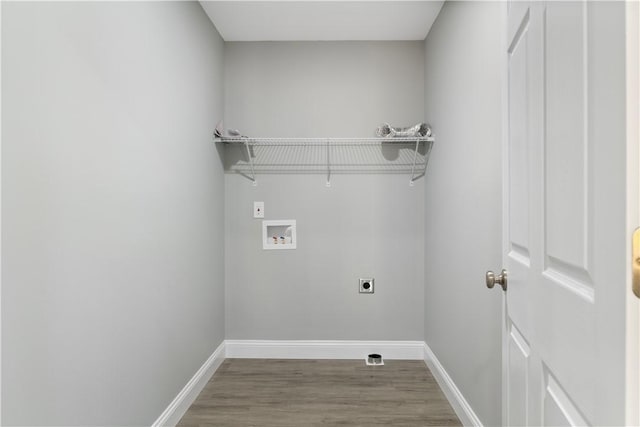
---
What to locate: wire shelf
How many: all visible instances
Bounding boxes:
[217,136,434,146]
[216,136,435,186]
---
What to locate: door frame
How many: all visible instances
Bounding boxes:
[625,1,640,424]
[500,1,640,425]
[1,2,4,423]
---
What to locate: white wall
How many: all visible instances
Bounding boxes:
[1,2,225,425]
[224,42,426,340]
[423,2,503,426]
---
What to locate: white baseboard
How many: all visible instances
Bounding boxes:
[423,342,483,427]
[152,341,226,427]
[225,340,425,360]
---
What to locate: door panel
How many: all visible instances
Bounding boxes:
[536,283,596,421]
[508,324,530,427]
[508,9,531,262]
[543,369,588,426]
[544,2,592,282]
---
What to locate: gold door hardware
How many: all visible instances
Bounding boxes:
[486,269,508,292]
[633,228,640,298]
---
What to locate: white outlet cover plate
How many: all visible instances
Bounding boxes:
[254,201,264,218]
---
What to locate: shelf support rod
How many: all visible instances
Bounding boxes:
[244,138,257,186]
[409,138,420,186]
[326,138,331,187]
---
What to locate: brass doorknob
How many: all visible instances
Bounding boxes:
[486,269,508,291]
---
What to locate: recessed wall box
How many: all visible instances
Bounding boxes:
[262,220,296,250]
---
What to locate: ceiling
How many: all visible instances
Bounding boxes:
[199,1,444,42]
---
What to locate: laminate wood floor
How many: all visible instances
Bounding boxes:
[177,359,461,427]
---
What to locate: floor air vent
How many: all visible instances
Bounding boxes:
[366,353,383,366]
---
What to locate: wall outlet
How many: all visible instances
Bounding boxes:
[254,201,264,218]
[359,278,374,294]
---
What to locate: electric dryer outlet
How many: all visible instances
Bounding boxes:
[359,278,374,293]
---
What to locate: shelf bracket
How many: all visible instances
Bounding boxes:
[409,138,420,186]
[326,138,331,187]
[244,138,257,186]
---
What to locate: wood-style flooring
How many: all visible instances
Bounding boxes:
[177,359,461,426]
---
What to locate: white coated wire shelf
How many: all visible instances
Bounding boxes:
[216,136,435,186]
[217,136,434,146]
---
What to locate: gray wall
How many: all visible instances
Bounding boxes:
[423,2,503,426]
[1,2,225,425]
[224,42,425,138]
[224,42,425,340]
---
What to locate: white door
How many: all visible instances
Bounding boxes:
[503,1,633,425]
